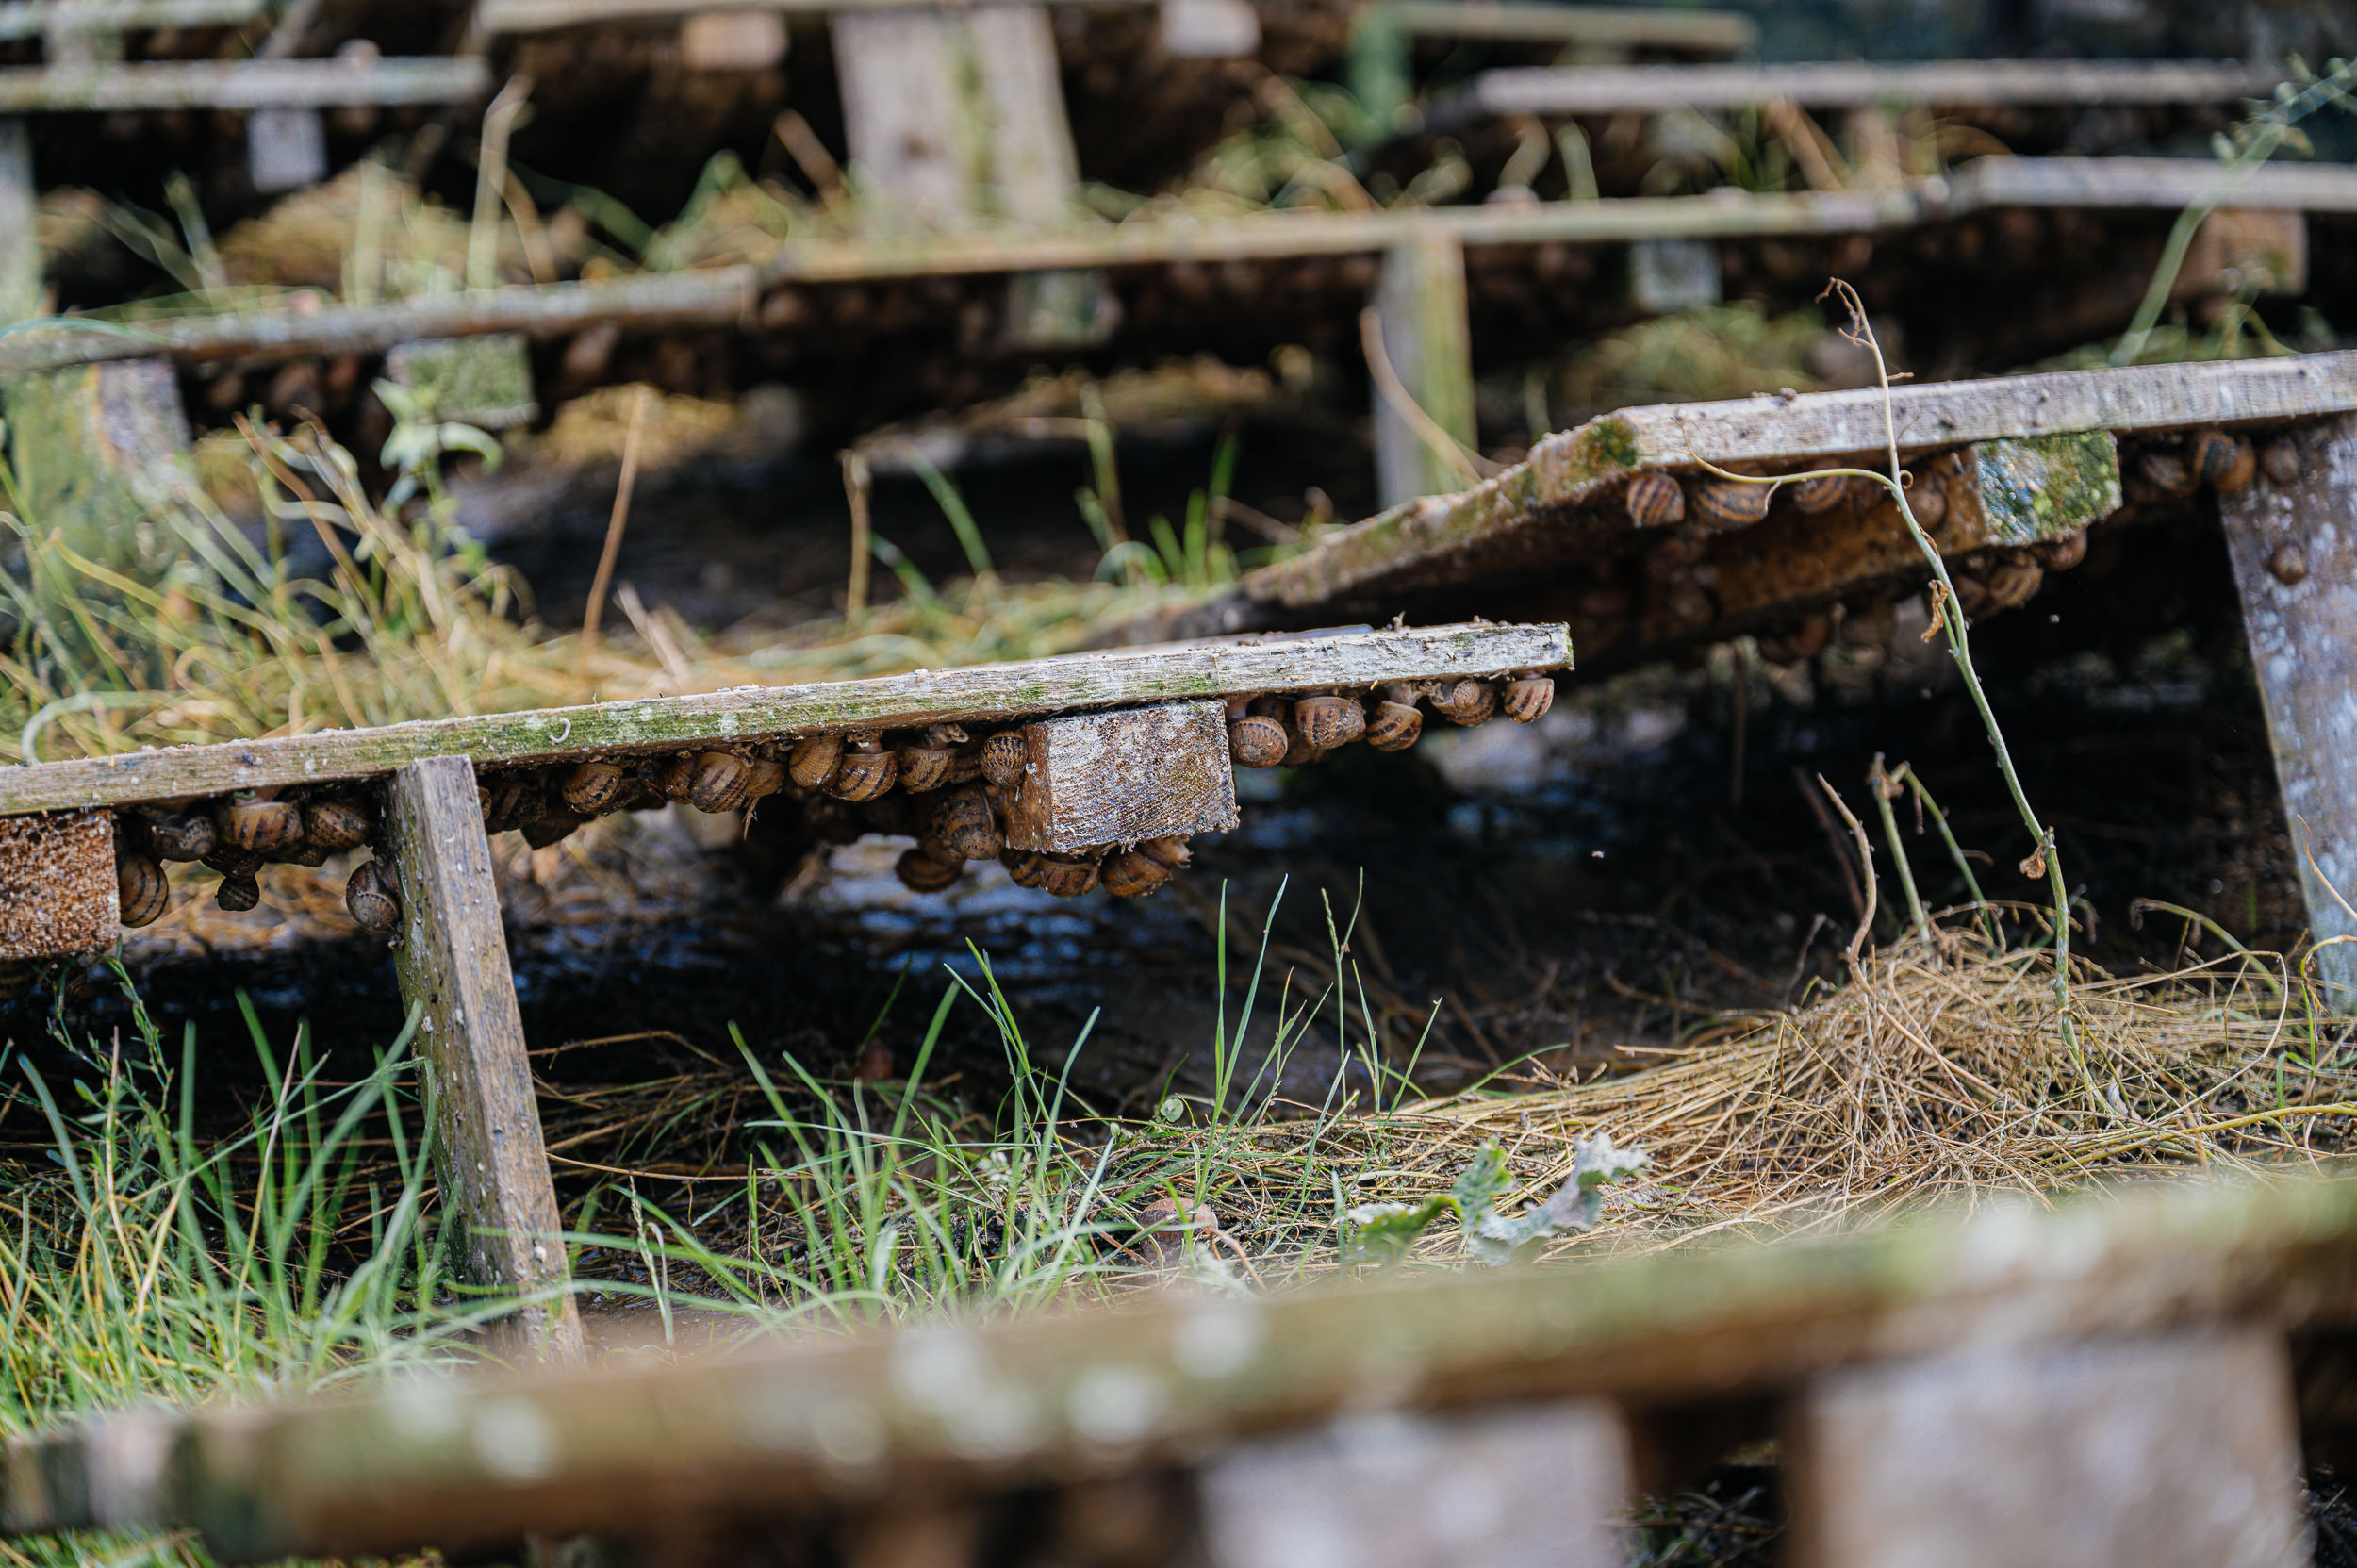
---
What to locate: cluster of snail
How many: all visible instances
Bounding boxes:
[1221,673,1556,769]
[104,788,402,938]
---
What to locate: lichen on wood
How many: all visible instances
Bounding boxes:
[0,811,115,958]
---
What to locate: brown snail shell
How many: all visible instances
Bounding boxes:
[141,810,215,862]
[1755,613,1834,664]
[926,786,1002,863]
[217,794,304,857]
[1502,675,1555,723]
[1624,471,1685,529]
[1905,471,1948,531]
[1647,528,1708,571]
[2261,437,2302,487]
[117,850,169,928]
[202,844,263,878]
[303,798,371,853]
[652,754,700,804]
[2034,530,2088,571]
[561,760,630,816]
[273,841,333,867]
[745,756,789,804]
[827,738,898,801]
[1689,477,1772,533]
[1101,848,1172,899]
[1002,848,1050,889]
[688,751,752,814]
[787,734,844,790]
[215,872,262,913]
[979,731,1029,787]
[345,859,399,933]
[479,777,542,833]
[1293,693,1364,751]
[0,960,33,1000]
[898,743,958,794]
[1228,714,1288,769]
[522,813,587,850]
[1139,835,1191,870]
[1364,699,1423,751]
[1432,678,1498,726]
[1983,554,2044,610]
[2135,446,2195,498]
[1788,473,1850,514]
[2268,542,2309,586]
[1278,729,1323,767]
[895,846,964,894]
[1034,853,1100,900]
[2189,428,2255,492]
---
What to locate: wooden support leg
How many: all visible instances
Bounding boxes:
[1785,1329,2305,1568]
[0,118,37,324]
[1198,1401,1630,1568]
[2222,415,2357,1001]
[1371,226,1475,510]
[247,107,328,195]
[379,756,585,1367]
[1001,699,1240,852]
[1627,237,1722,315]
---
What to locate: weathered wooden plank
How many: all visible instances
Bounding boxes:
[0,118,35,325]
[379,757,585,1368]
[3,356,195,584]
[1462,59,2281,120]
[0,810,114,958]
[1785,1329,2305,1568]
[1001,701,1238,852]
[0,56,491,112]
[0,0,263,40]
[487,0,1133,26]
[678,8,787,69]
[2220,416,2357,1002]
[0,624,1569,817]
[1381,1,1752,52]
[1372,227,1475,509]
[13,1176,2357,1560]
[1199,1402,1631,1568]
[1949,155,2357,216]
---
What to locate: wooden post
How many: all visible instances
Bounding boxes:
[0,117,35,324]
[2,357,196,584]
[247,107,329,194]
[1000,700,1240,852]
[378,756,585,1366]
[1371,226,1475,510]
[1785,1329,2305,1568]
[2221,415,2357,1002]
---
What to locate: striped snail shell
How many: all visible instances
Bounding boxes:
[1293,693,1365,751]
[117,850,169,928]
[1139,835,1191,870]
[215,871,262,913]
[1227,702,1288,768]
[2189,428,2256,493]
[1502,675,1555,723]
[0,960,33,1000]
[2034,530,2087,571]
[1431,678,1498,726]
[688,751,752,814]
[1983,554,2044,611]
[1904,470,1948,531]
[827,737,898,801]
[1624,471,1686,529]
[1365,685,1423,751]
[896,846,964,895]
[1278,727,1323,767]
[652,753,700,804]
[2135,446,2195,498]
[217,793,304,857]
[1689,477,1772,533]
[861,792,917,837]
[1101,848,1173,899]
[786,734,844,790]
[898,741,959,794]
[1788,473,1851,515]
[561,760,630,816]
[2261,437,2301,487]
[202,844,263,879]
[1002,848,1050,889]
[141,810,215,862]
[745,756,789,805]
[345,859,399,933]
[925,786,1002,863]
[303,798,371,853]
[1035,853,1101,900]
[979,731,1030,787]
[522,813,587,850]
[274,841,333,867]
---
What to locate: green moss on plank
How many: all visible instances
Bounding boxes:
[1975,431,2121,545]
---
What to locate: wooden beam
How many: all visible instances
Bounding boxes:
[1000,700,1239,853]
[1948,154,2357,215]
[378,757,585,1368]
[1785,1329,2305,1568]
[485,0,1136,27]
[1379,1,1753,53]
[0,118,35,325]
[1460,59,2281,120]
[0,56,491,113]
[2219,415,2357,1002]
[0,810,114,959]
[0,0,264,40]
[1371,226,1475,509]
[0,623,1571,817]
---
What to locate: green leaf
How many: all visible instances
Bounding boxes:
[1341,1197,1450,1268]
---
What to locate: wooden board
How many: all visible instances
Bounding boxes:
[0,810,114,958]
[1001,701,1239,852]
[379,757,585,1368]
[1381,1,1752,52]
[2219,415,2357,1001]
[1460,59,2281,119]
[0,0,265,39]
[0,56,491,112]
[0,623,1569,817]
[1372,226,1475,509]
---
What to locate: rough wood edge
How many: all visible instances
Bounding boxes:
[0,56,493,113]
[1464,59,2281,118]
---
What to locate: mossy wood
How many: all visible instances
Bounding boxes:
[0,55,490,111]
[379,757,586,1367]
[1002,701,1239,852]
[386,335,537,430]
[0,809,113,958]
[2,357,195,584]
[0,623,1569,817]
[4,1176,2354,1559]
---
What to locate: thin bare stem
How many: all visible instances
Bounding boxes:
[576,385,651,695]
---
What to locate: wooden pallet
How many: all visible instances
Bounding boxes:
[0,622,1568,1354]
[2,1172,2349,1566]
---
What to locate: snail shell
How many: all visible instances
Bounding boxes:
[215,872,262,913]
[1228,714,1288,769]
[1364,700,1422,751]
[1788,473,1850,514]
[1755,613,1834,664]
[117,850,169,928]
[2190,428,2256,493]
[2034,530,2088,571]
[1432,678,1498,726]
[896,846,964,895]
[745,756,789,804]
[1293,693,1364,751]
[1139,835,1191,870]
[217,794,304,857]
[202,844,263,879]
[479,777,542,833]
[688,751,752,814]
[786,734,844,790]
[1278,728,1323,767]
[652,754,700,804]
[898,742,959,794]
[1624,471,1685,529]
[0,960,33,1000]
[827,739,898,801]
[1035,853,1100,900]
[1502,675,1555,723]
[1984,554,2044,610]
[274,841,333,867]
[1002,848,1050,889]
[303,798,371,853]
[522,813,587,850]
[2268,542,2309,586]
[345,859,399,933]
[141,810,215,862]
[1689,477,1772,533]
[1101,848,1172,899]
[1905,470,1948,531]
[561,761,630,816]
[925,786,1002,863]
[2261,437,2302,487]
[2135,446,2195,498]
[979,731,1029,788]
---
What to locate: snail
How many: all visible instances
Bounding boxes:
[924,785,1002,863]
[1293,693,1364,751]
[1101,847,1173,899]
[1430,678,1497,726]
[2034,531,2088,571]
[2134,445,2195,499]
[786,734,844,790]
[979,731,1029,788]
[804,797,868,845]
[2267,542,2309,586]
[1364,684,1423,751]
[1624,471,1685,529]
[1502,674,1555,723]
[1755,613,1834,664]
[345,858,399,933]
[2261,437,2302,487]
[2189,428,2256,493]
[1904,469,1948,531]
[1001,848,1050,889]
[216,791,303,857]
[827,737,898,801]
[1788,473,1851,515]
[215,872,262,913]
[687,751,752,814]
[0,959,33,1000]
[1034,852,1100,900]
[479,776,542,834]
[652,754,700,804]
[561,760,630,816]
[522,812,587,850]
[117,849,169,928]
[744,755,789,806]
[302,797,371,853]
[898,725,968,793]
[1981,553,2044,610]
[1689,476,1772,533]
[1225,695,1287,769]
[896,846,964,894]
[139,810,215,863]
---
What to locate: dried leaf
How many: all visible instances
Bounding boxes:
[2019,845,2048,881]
